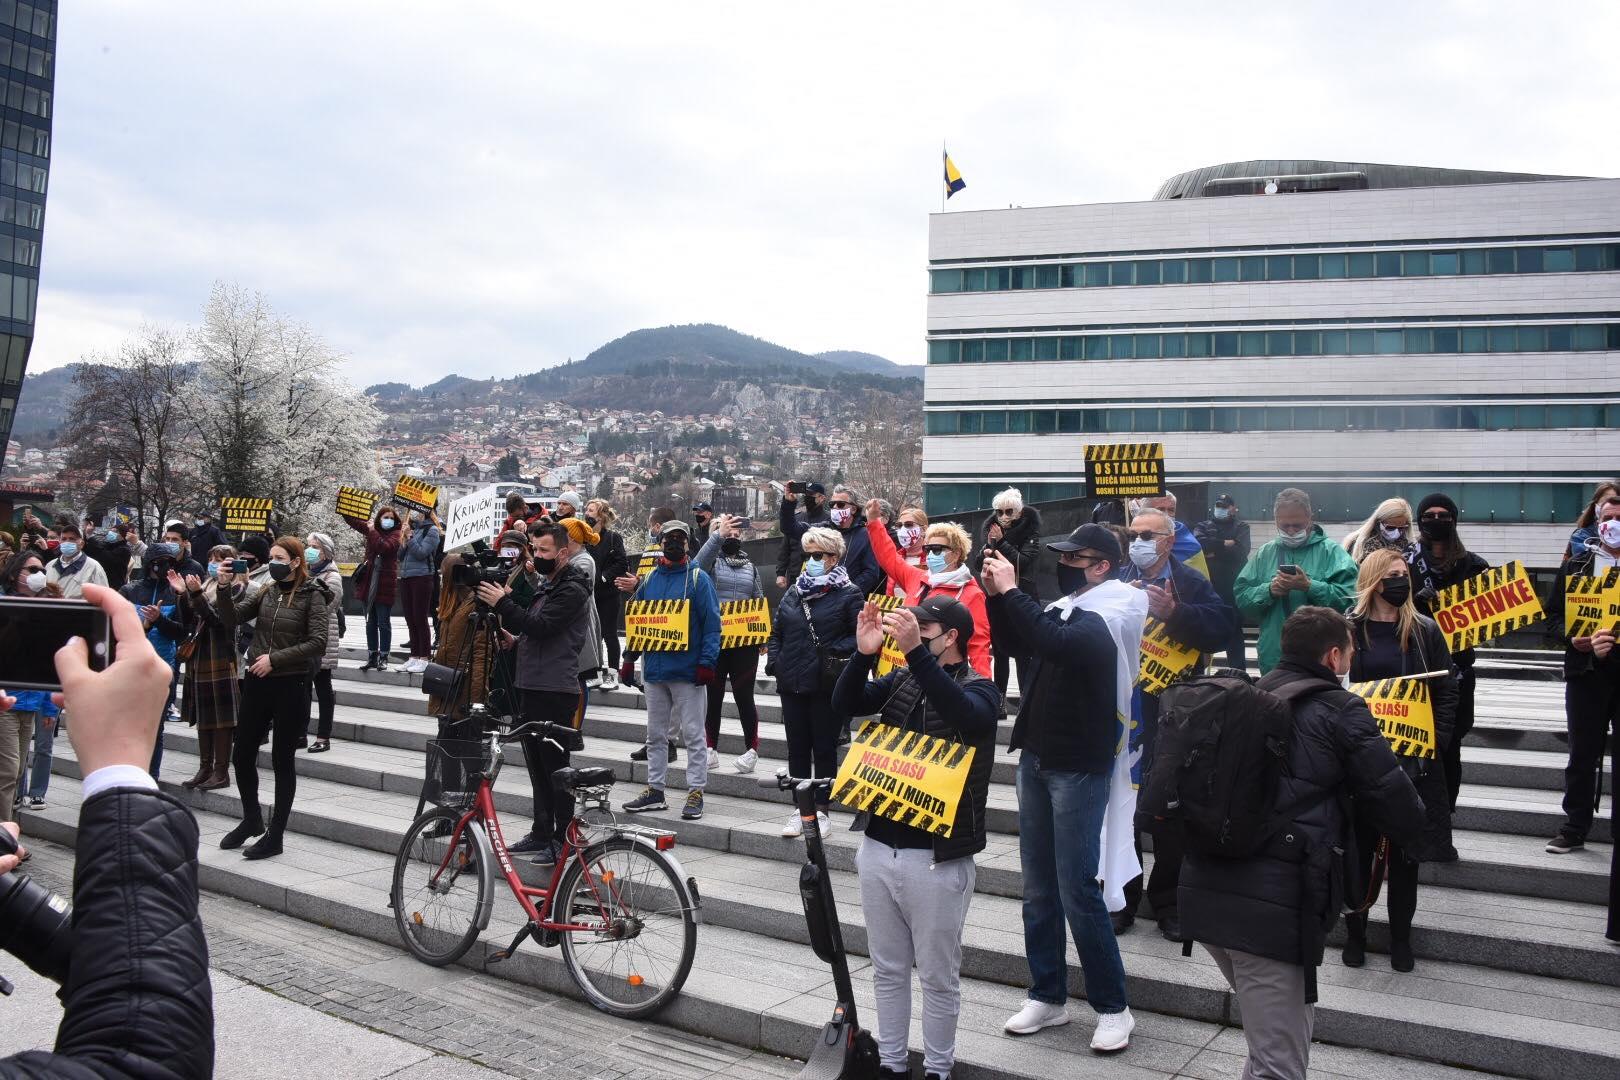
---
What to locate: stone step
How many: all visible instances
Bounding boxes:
[24,770,1619,1080]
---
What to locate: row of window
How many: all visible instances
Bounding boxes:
[929,243,1620,294]
[0,152,45,195]
[926,402,1620,437]
[0,331,27,382]
[0,38,48,78]
[0,233,38,267]
[1,194,43,230]
[922,480,1592,523]
[0,270,39,324]
[0,1,54,41]
[0,76,47,120]
[1,118,47,160]
[927,321,1620,364]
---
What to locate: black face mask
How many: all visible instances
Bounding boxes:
[584,515,598,528]
[1419,519,1455,543]
[662,537,687,562]
[1057,563,1091,595]
[532,556,557,577]
[1379,577,1411,607]
[268,562,292,583]
[721,537,743,557]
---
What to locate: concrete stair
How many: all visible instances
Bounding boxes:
[23,622,1620,1080]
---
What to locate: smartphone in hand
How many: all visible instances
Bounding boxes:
[1277,564,1301,576]
[0,597,115,691]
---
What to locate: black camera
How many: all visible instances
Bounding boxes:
[450,547,522,589]
[0,829,72,990]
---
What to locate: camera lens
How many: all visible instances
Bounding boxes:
[0,871,73,984]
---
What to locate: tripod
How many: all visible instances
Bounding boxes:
[414,598,513,821]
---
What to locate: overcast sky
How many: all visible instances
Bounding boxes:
[29,1,1620,387]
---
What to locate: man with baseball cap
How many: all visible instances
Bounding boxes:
[832,594,1000,1080]
[690,501,714,543]
[983,524,1145,1053]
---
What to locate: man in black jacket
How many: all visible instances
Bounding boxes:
[1179,606,1423,1080]
[774,482,828,588]
[187,510,228,560]
[833,595,1000,1080]
[983,525,1140,1054]
[0,582,213,1078]
[1193,493,1252,671]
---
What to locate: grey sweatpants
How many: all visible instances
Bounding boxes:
[857,837,976,1076]
[645,681,708,792]
[1204,944,1314,1080]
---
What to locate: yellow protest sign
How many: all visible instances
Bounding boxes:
[625,598,692,652]
[1564,569,1620,639]
[1084,442,1165,500]
[636,548,660,579]
[720,597,771,648]
[1351,678,1436,759]
[222,496,272,533]
[831,720,977,837]
[867,593,906,676]
[1431,560,1544,652]
[1136,618,1201,695]
[336,485,378,521]
[393,475,439,515]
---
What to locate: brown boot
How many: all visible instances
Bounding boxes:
[181,728,214,789]
[197,729,232,790]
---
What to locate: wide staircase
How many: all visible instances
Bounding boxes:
[20,623,1619,1080]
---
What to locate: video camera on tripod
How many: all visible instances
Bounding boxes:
[450,542,526,590]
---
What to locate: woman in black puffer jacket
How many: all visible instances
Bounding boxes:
[972,488,1041,695]
[1344,548,1458,974]
[766,526,861,838]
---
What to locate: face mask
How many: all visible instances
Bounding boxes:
[897,525,921,549]
[1380,524,1405,542]
[661,537,687,561]
[721,537,743,557]
[1057,563,1090,595]
[1128,538,1160,569]
[1600,520,1620,549]
[104,530,118,542]
[1213,507,1230,521]
[584,515,598,528]
[268,561,292,582]
[23,570,45,594]
[1419,519,1455,543]
[207,562,220,578]
[150,560,173,577]
[305,548,320,564]
[922,633,950,659]
[1340,671,1352,690]
[379,518,397,531]
[830,507,854,528]
[1379,577,1411,607]
[1277,527,1309,549]
[804,556,827,578]
[926,551,948,575]
[58,541,78,560]
[194,519,205,528]
[533,556,557,576]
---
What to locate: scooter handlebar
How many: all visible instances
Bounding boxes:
[758,768,833,793]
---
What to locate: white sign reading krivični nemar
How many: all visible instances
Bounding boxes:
[444,485,504,551]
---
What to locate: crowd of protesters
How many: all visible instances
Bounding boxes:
[2,474,1617,1080]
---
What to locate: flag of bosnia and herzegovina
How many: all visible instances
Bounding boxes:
[943,150,965,198]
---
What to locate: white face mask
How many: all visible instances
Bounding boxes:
[1277,526,1309,548]
[1128,538,1160,569]
[897,524,922,549]
[1599,519,1620,549]
[829,506,854,528]
[1380,524,1405,541]
[24,570,46,594]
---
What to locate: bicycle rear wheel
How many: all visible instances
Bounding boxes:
[391,807,487,966]
[554,837,698,1018]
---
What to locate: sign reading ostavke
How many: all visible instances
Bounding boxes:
[1350,678,1436,759]
[831,720,977,838]
[1430,560,1544,652]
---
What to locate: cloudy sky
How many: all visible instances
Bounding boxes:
[29,1,1620,387]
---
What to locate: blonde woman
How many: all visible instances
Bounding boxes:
[891,505,930,582]
[1343,498,1415,564]
[865,500,991,676]
[1343,548,1458,972]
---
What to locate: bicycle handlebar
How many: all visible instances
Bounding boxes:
[496,719,585,752]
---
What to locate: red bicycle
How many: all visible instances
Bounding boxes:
[390,715,701,1018]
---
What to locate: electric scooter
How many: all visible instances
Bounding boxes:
[762,769,880,1080]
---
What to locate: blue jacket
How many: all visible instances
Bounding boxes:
[7,689,57,717]
[630,560,721,683]
[400,523,441,579]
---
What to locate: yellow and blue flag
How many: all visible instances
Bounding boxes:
[943,149,965,198]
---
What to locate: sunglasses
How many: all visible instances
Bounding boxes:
[829,500,854,509]
[1420,512,1454,522]
[923,544,951,555]
[1126,530,1165,542]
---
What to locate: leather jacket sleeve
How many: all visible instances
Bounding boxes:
[0,789,213,1079]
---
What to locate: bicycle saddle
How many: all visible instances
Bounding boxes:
[552,766,615,789]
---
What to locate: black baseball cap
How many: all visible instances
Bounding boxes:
[1047,523,1122,564]
[1215,493,1236,507]
[692,502,713,514]
[908,594,975,644]
[805,482,827,496]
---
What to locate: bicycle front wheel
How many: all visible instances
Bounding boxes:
[554,837,698,1018]
[391,807,487,966]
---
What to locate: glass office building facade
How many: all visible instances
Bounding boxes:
[0,0,52,469]
[923,161,1620,569]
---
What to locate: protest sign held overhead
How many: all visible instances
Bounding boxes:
[831,720,977,838]
[1564,568,1620,639]
[392,475,439,515]
[1431,560,1543,652]
[719,597,771,648]
[444,485,502,551]
[1351,677,1436,759]
[1137,618,1201,695]
[1084,442,1165,500]
[336,485,378,521]
[866,592,906,676]
[222,497,272,533]
[625,599,692,651]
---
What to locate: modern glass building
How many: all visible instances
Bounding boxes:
[0,0,53,469]
[923,159,1620,569]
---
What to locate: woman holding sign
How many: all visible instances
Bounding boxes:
[1344,549,1458,972]
[344,504,403,672]
[864,500,991,678]
[695,514,766,773]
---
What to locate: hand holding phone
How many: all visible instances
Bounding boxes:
[786,481,808,496]
[0,594,116,691]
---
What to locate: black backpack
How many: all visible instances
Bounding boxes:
[1136,672,1329,858]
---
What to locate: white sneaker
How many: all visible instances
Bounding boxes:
[816,811,831,838]
[707,747,720,769]
[782,812,804,838]
[1090,1007,1134,1053]
[602,671,619,690]
[407,658,428,673]
[1005,999,1070,1036]
[732,748,758,773]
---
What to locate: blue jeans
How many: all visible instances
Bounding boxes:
[366,603,393,656]
[23,712,54,799]
[1015,753,1129,1014]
